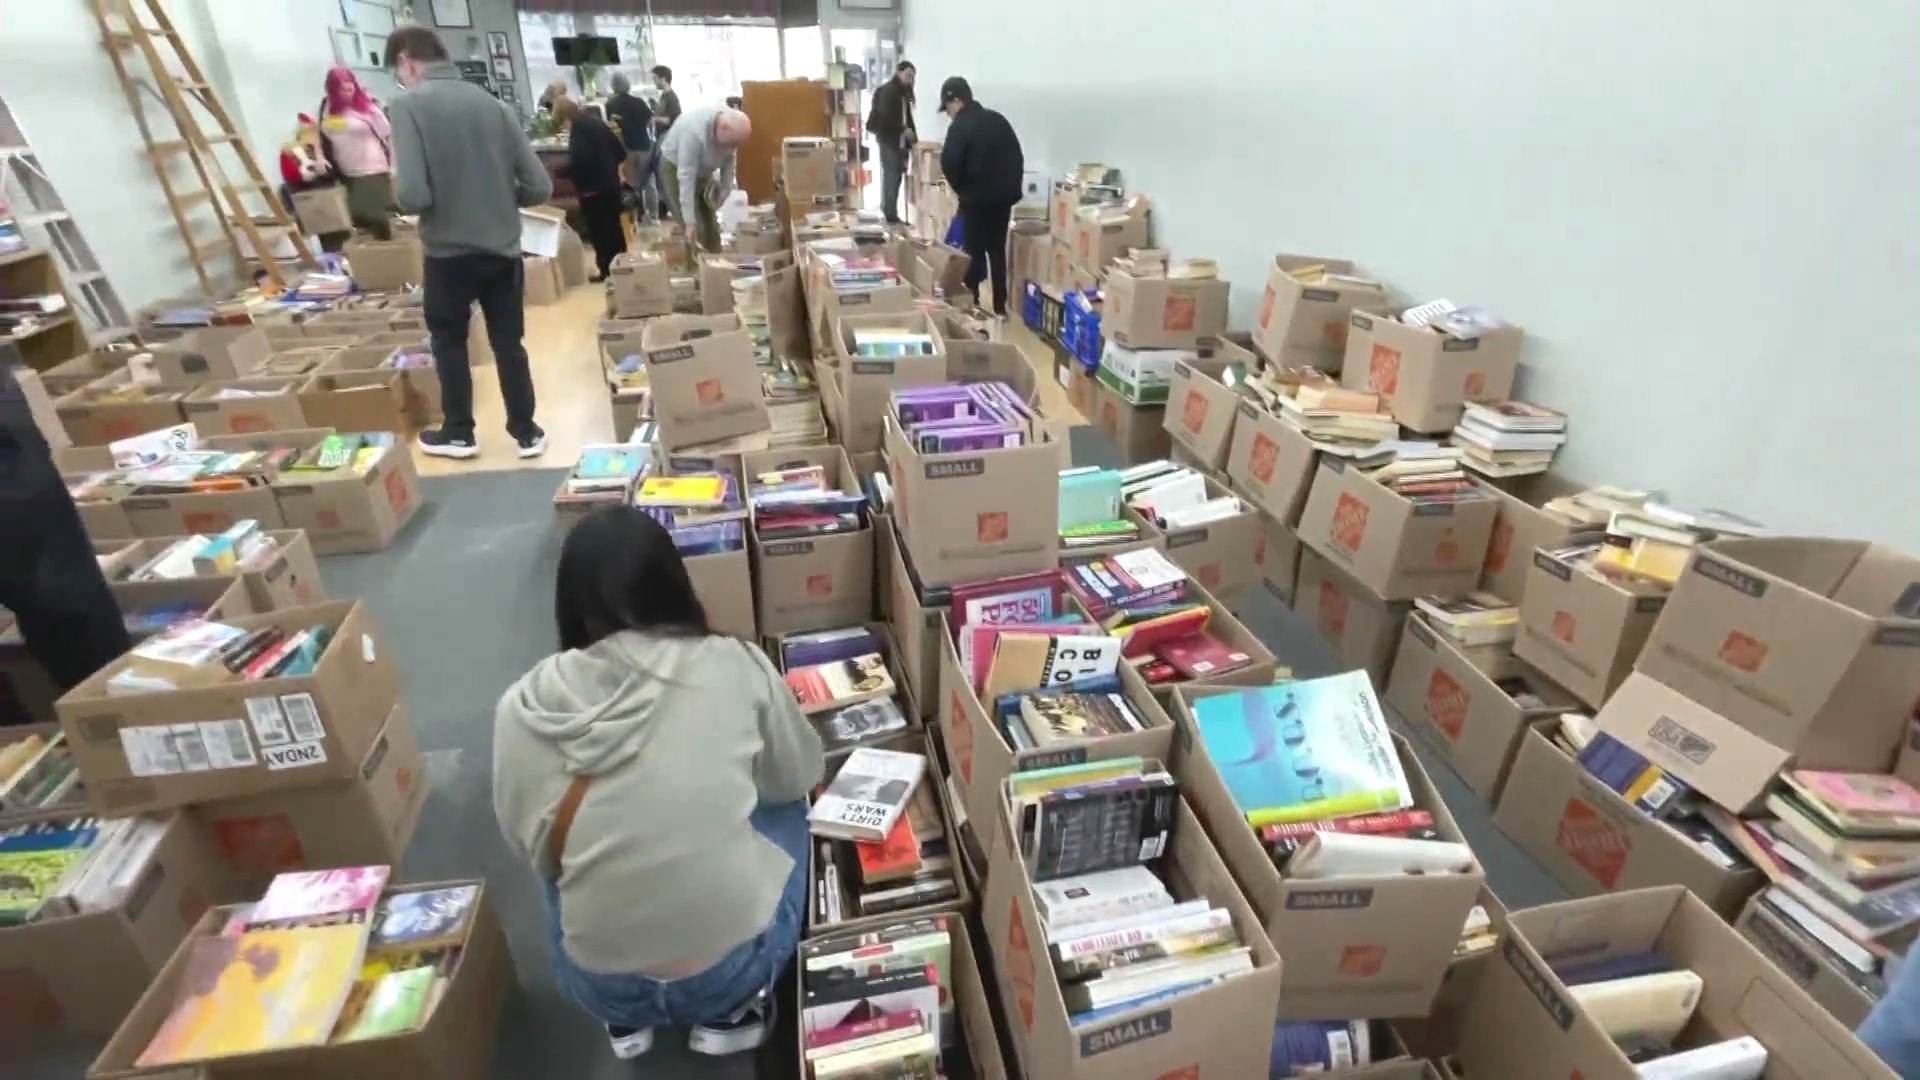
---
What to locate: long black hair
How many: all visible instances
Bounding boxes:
[555,506,711,652]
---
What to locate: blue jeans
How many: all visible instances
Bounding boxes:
[1860,952,1920,1077]
[544,800,810,1030]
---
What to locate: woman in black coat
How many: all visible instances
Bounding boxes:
[560,100,630,280]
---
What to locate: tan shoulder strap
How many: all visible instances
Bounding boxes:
[543,774,593,881]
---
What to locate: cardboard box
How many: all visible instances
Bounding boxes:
[345,233,425,292]
[56,600,399,815]
[1297,459,1500,601]
[121,482,285,538]
[14,365,70,449]
[0,812,223,1046]
[1103,269,1230,350]
[270,433,423,555]
[982,795,1282,1080]
[1065,361,1097,417]
[39,348,127,395]
[1089,381,1171,465]
[291,185,352,234]
[316,344,441,428]
[146,327,271,388]
[1225,401,1321,526]
[744,445,874,635]
[1094,340,1200,406]
[1385,614,1580,802]
[684,545,757,641]
[1046,178,1084,241]
[1252,253,1388,371]
[1163,344,1251,472]
[87,880,513,1080]
[1009,222,1049,305]
[191,702,428,895]
[1340,310,1523,434]
[780,136,838,202]
[908,240,972,300]
[880,516,941,722]
[1293,548,1412,687]
[1252,515,1302,607]
[1636,538,1920,776]
[71,484,136,542]
[1171,691,1485,1019]
[884,418,1063,589]
[298,368,410,433]
[827,310,950,453]
[1492,721,1762,915]
[56,371,186,447]
[1045,240,1074,294]
[1134,474,1261,597]
[178,377,307,435]
[1476,475,1593,605]
[1453,886,1891,1080]
[1593,672,1792,815]
[129,530,325,613]
[110,576,254,631]
[1512,547,1666,709]
[556,224,590,289]
[522,254,563,306]
[944,339,1041,405]
[1067,207,1150,274]
[640,314,771,450]
[1734,891,1878,1029]
[609,250,673,317]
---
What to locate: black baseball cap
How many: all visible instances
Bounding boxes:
[939,77,971,106]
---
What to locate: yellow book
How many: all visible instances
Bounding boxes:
[632,473,727,507]
[137,921,370,1066]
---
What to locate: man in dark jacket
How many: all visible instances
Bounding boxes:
[938,77,1023,314]
[867,62,917,225]
[0,350,129,714]
[604,74,654,220]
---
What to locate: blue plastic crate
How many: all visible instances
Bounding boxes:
[1021,280,1043,329]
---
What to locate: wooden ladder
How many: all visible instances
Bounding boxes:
[88,0,317,296]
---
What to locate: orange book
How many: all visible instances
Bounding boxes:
[853,814,920,885]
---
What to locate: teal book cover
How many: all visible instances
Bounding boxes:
[1058,467,1122,530]
[1189,671,1412,826]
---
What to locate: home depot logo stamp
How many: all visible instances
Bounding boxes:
[1248,431,1279,485]
[806,574,834,599]
[1557,798,1629,888]
[1339,944,1387,977]
[1006,898,1037,1031]
[977,511,1008,543]
[1163,294,1197,331]
[1485,518,1514,574]
[1258,282,1277,329]
[1426,668,1471,741]
[1368,343,1401,395]
[1330,493,1370,553]
[1317,579,1349,639]
[1182,389,1208,434]
[1552,610,1578,644]
[1719,630,1769,673]
[695,378,725,406]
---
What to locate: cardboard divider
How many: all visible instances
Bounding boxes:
[1168,688,1485,1019]
[1163,344,1251,472]
[744,445,876,635]
[1511,546,1666,709]
[1592,672,1789,815]
[1733,890,1877,1029]
[1297,458,1499,601]
[178,378,307,436]
[981,795,1282,1080]
[1224,399,1321,526]
[1475,475,1593,605]
[146,327,271,389]
[1292,548,1413,688]
[314,344,441,427]
[298,368,411,434]
[880,515,943,722]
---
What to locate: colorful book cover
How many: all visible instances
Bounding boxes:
[633,474,726,507]
[371,886,480,950]
[1790,772,1920,819]
[137,922,370,1065]
[248,866,390,926]
[337,966,437,1042]
[1189,672,1412,826]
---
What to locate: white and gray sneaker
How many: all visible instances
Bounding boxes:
[606,1024,654,1059]
[515,429,548,459]
[418,429,479,459]
[688,991,773,1056]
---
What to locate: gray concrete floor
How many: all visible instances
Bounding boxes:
[18,427,1565,1079]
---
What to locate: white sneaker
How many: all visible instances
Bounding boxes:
[688,991,772,1056]
[417,429,479,460]
[515,430,548,459]
[607,1025,654,1059]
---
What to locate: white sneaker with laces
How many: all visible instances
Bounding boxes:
[516,431,548,459]
[607,1025,654,1059]
[688,991,773,1056]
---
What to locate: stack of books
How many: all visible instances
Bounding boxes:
[1452,400,1568,477]
[781,628,911,755]
[1546,497,1766,589]
[1005,756,1176,880]
[0,293,69,337]
[1560,721,1749,874]
[809,747,960,924]
[631,472,746,555]
[0,814,170,925]
[103,616,341,696]
[1412,592,1520,668]
[991,682,1149,754]
[851,327,937,357]
[0,732,80,812]
[1540,485,1651,528]
[126,521,280,582]
[818,251,903,292]
[1057,466,1133,547]
[1061,549,1258,685]
[1544,950,1767,1074]
[332,883,480,1042]
[1706,770,1920,1006]
[1365,448,1488,504]
[801,915,956,1077]
[1283,262,1382,292]
[890,381,1037,453]
[750,463,869,540]
[1121,461,1245,529]
[381,342,434,372]
[557,445,648,508]
[1393,298,1510,340]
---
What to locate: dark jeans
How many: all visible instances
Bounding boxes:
[961,200,1014,314]
[578,193,626,280]
[424,253,539,442]
[0,435,129,706]
[878,141,906,224]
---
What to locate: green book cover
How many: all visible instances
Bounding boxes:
[340,967,436,1042]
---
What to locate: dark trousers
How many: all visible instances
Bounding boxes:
[878,141,906,224]
[960,200,1014,314]
[0,436,129,708]
[423,253,539,442]
[578,193,626,280]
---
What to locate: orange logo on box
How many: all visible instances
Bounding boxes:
[1719,631,1769,673]
[1486,518,1514,574]
[233,414,270,433]
[1181,390,1209,434]
[384,468,411,512]
[1368,342,1401,396]
[1158,1068,1200,1080]
[1464,371,1487,398]
[212,813,304,873]
[695,377,725,406]
[1257,283,1277,330]
[806,573,833,598]
[102,418,138,441]
[317,508,343,529]
[1558,797,1630,888]
[182,512,232,533]
[1552,610,1578,644]
[947,690,974,784]
[0,968,62,1042]
[1317,579,1349,639]
[1340,944,1387,976]
[1427,668,1471,741]
[1330,493,1370,553]
[397,765,415,796]
[1435,536,1460,566]
[1248,432,1279,485]
[1197,563,1220,589]
[1077,231,1091,261]
[1163,294,1197,332]
[1006,897,1037,1031]
[977,511,1008,543]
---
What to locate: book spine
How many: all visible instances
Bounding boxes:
[1052,909,1232,961]
[1056,925,1240,981]
[1258,809,1436,844]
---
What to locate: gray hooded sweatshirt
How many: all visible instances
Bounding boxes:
[493,631,823,975]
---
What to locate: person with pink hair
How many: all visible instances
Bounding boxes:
[318,65,396,239]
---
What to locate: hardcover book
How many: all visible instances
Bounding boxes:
[786,653,897,715]
[810,748,927,843]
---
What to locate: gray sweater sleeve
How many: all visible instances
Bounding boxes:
[389,97,433,214]
[749,645,824,804]
[505,103,553,207]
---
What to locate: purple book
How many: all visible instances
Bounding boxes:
[923,425,1024,453]
[781,627,883,668]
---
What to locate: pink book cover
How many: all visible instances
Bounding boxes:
[1794,772,1920,818]
[247,865,391,926]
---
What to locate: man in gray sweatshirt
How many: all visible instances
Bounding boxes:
[384,26,553,460]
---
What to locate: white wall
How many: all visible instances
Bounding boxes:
[905,0,1920,549]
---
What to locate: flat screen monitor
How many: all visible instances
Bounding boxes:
[552,35,621,66]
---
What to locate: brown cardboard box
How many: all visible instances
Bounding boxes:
[290,185,352,234]
[1065,362,1097,417]
[1089,380,1171,465]
[1251,254,1388,371]
[87,880,513,1080]
[908,241,972,300]
[14,365,71,449]
[1009,222,1049,305]
[1593,672,1789,815]
[1734,891,1878,1029]
[1171,690,1485,1019]
[880,516,941,722]
[271,435,422,555]
[641,313,771,450]
[1636,538,1920,775]
[684,546,757,641]
[1385,614,1579,802]
[828,310,950,453]
[944,339,1040,405]
[610,250,673,317]
[56,372,186,447]
[315,344,441,428]
[121,485,284,538]
[1453,886,1893,1080]
[128,530,325,612]
[1512,547,1666,709]
[1066,207,1150,275]
[298,369,410,432]
[1253,514,1302,606]
[0,812,223,1048]
[884,418,1063,588]
[56,600,398,815]
[696,254,758,315]
[1103,269,1230,350]
[522,254,564,305]
[192,702,428,895]
[1045,240,1074,294]
[982,796,1282,1080]
[556,225,590,289]
[39,348,126,395]
[1297,459,1500,601]
[1046,178,1084,241]
[744,445,874,634]
[1163,346,1249,472]
[1340,310,1522,434]
[111,576,253,629]
[780,136,838,202]
[1293,548,1412,687]
[345,233,425,291]
[1135,475,1262,597]
[1476,475,1592,605]
[1225,400,1320,526]
[178,377,307,435]
[146,327,271,388]
[71,484,136,541]
[1492,721,1762,915]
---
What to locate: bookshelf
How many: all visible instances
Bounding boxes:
[827,58,866,210]
[0,247,87,372]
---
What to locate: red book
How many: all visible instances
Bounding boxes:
[1258,808,1437,845]
[946,569,1066,630]
[853,815,920,884]
[1154,632,1253,679]
[1112,604,1210,658]
[804,1006,924,1055]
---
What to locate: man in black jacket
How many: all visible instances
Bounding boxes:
[867,61,917,225]
[938,77,1023,314]
[0,349,128,716]
[604,74,654,220]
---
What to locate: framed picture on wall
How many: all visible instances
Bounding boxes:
[499,84,516,103]
[491,57,514,83]
[487,31,510,59]
[430,0,473,28]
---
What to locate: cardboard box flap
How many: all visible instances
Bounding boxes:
[1592,673,1790,814]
